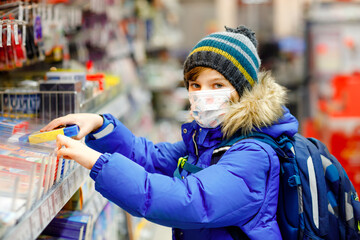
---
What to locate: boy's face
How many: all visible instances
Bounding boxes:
[188,68,240,101]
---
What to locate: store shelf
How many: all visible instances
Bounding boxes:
[96,94,129,119]
[1,165,89,240]
[82,191,108,223]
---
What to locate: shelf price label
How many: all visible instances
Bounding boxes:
[74,168,81,187]
[68,172,76,193]
[30,208,42,239]
[53,187,64,212]
[40,199,51,225]
[48,194,56,217]
[9,218,31,240]
[62,179,70,201]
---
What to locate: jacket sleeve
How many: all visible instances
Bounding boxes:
[85,113,187,176]
[90,140,277,229]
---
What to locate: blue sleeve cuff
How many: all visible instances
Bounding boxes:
[87,114,114,140]
[90,153,111,180]
[91,114,111,134]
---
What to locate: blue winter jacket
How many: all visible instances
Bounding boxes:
[85,74,299,240]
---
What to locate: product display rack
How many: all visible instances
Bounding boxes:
[0,86,131,239]
[0,0,183,239]
[1,164,88,240]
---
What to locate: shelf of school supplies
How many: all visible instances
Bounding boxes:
[0,162,89,240]
[0,82,131,240]
[0,81,124,122]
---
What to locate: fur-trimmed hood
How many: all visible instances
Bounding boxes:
[222,71,291,138]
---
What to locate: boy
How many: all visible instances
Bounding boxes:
[42,26,298,239]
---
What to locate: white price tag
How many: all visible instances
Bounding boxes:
[40,199,50,224]
[54,188,63,212]
[74,168,80,186]
[19,5,23,21]
[62,179,70,201]
[12,219,31,240]
[0,21,3,48]
[7,22,11,46]
[30,208,42,238]
[14,23,19,45]
[48,195,55,216]
[68,173,76,193]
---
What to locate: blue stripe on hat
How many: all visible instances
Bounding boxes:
[203,36,258,72]
[193,39,258,81]
[210,33,260,69]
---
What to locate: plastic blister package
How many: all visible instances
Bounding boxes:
[0,136,68,235]
[26,125,79,144]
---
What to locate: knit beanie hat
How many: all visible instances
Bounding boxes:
[183,25,261,97]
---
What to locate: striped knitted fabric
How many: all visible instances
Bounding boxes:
[183,26,261,96]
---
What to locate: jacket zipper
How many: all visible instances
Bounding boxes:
[192,130,199,161]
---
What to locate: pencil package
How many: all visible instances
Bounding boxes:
[27,125,79,144]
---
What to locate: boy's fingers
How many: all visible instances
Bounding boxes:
[57,147,72,160]
[77,125,94,139]
[74,129,86,140]
[40,118,62,132]
[56,134,73,148]
[40,116,75,132]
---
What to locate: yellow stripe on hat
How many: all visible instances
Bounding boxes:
[189,46,255,86]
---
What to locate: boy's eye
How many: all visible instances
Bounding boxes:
[190,83,200,89]
[214,83,223,89]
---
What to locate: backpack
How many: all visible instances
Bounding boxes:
[173,132,360,239]
[211,132,360,240]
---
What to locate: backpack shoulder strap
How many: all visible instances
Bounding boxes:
[212,132,331,238]
[211,132,292,165]
[292,133,330,237]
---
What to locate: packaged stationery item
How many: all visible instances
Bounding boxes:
[46,71,86,88]
[26,125,79,144]
[0,153,43,230]
[41,210,93,240]
[2,89,41,118]
[0,118,29,138]
[0,140,60,196]
[39,80,82,120]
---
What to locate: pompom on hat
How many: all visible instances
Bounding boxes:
[183,25,261,97]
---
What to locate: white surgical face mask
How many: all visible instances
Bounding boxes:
[189,88,233,128]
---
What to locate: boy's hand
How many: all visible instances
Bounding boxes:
[56,135,101,170]
[41,113,104,139]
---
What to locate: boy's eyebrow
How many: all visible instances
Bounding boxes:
[189,77,227,82]
[208,77,227,81]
